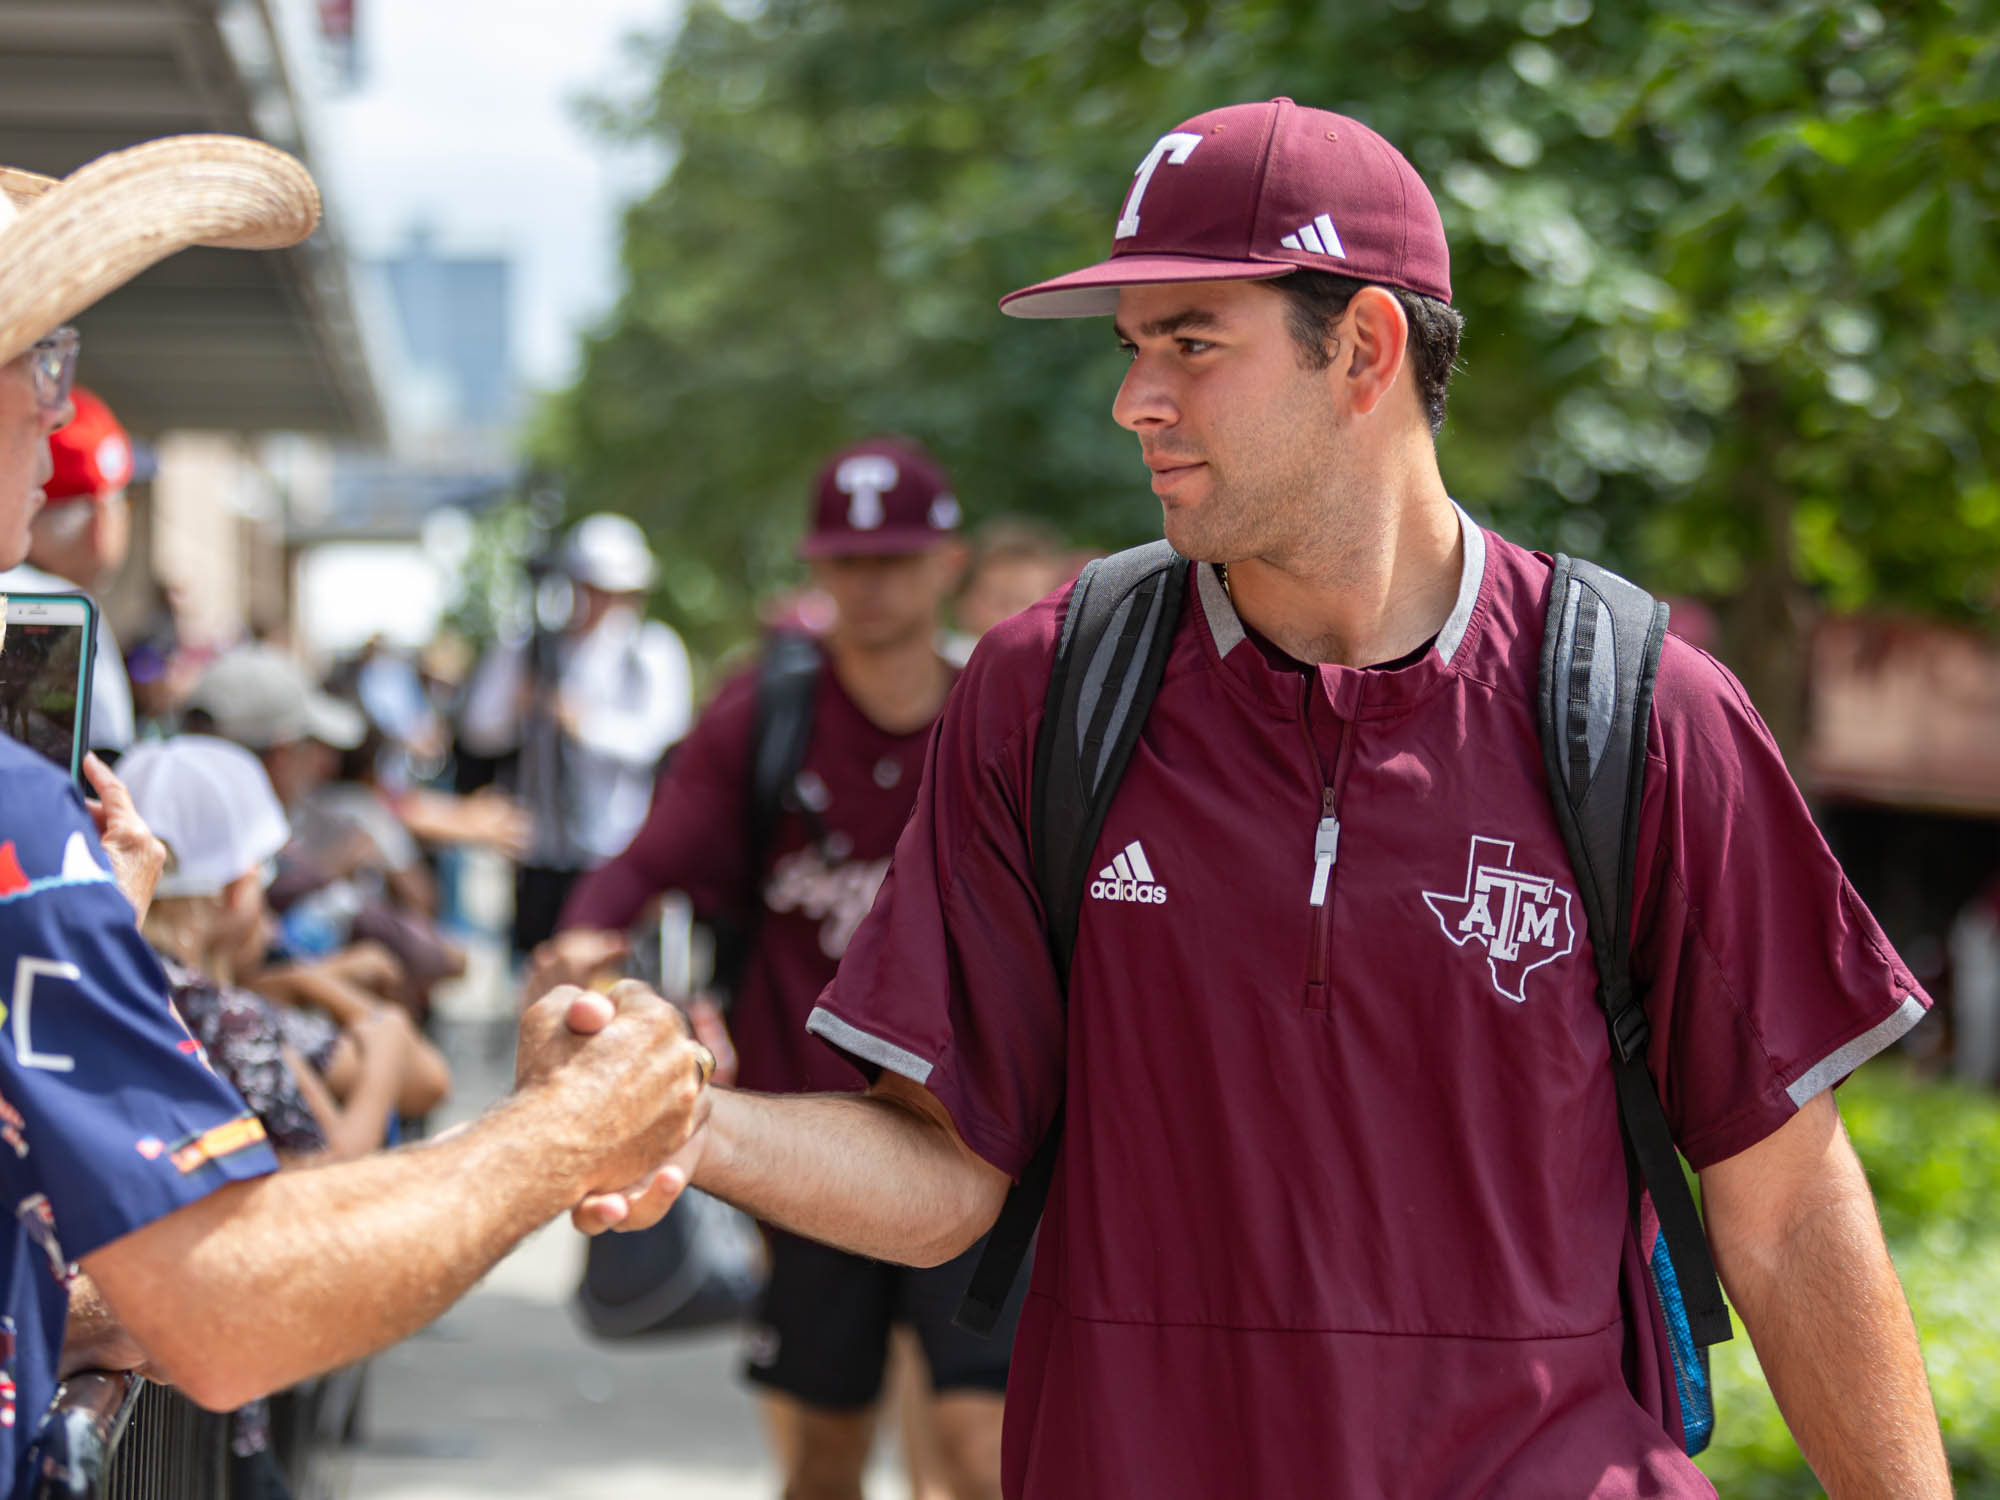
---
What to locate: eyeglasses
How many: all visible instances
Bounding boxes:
[24,326,79,415]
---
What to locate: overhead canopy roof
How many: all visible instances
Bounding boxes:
[0,0,383,440]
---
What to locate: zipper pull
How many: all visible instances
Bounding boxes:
[1309,788,1340,907]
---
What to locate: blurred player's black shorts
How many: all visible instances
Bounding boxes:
[743,1229,1027,1410]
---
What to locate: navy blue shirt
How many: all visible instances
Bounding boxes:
[0,740,277,1489]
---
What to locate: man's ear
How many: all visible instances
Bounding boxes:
[1338,286,1412,421]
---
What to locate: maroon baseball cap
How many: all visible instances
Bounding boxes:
[1001,97,1451,319]
[799,437,963,558]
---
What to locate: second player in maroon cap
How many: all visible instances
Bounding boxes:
[539,438,1014,1500]
[574,100,1947,1499]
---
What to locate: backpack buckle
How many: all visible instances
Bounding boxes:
[1607,998,1650,1064]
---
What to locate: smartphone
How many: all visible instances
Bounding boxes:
[0,592,98,786]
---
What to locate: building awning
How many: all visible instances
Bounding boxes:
[1808,615,2000,817]
[0,0,382,440]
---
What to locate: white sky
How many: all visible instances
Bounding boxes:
[307,0,681,390]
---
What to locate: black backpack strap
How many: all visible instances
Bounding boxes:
[1539,555,1732,1351]
[749,632,822,876]
[956,541,1187,1335]
[705,633,822,1003]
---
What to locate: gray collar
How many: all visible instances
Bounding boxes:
[1198,501,1487,666]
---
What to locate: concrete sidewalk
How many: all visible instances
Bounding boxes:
[345,1215,787,1499]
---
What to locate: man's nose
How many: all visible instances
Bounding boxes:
[1112,354,1178,433]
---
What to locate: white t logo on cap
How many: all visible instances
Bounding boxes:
[1116,131,1203,240]
[836,455,899,530]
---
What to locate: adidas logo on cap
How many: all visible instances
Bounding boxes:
[1089,840,1169,905]
[1279,213,1347,259]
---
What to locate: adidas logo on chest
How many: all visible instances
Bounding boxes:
[1088,840,1169,905]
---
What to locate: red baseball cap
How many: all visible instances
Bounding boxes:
[1001,98,1451,319]
[799,437,963,558]
[45,387,134,504]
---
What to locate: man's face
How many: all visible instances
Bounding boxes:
[958,554,1072,639]
[572,582,639,634]
[810,547,963,652]
[260,738,336,806]
[217,866,275,978]
[0,356,61,571]
[28,490,128,590]
[1112,279,1352,566]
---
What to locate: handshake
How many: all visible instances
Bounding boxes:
[512,977,725,1237]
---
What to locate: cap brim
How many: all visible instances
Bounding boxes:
[569,567,655,593]
[304,693,365,750]
[1000,254,1297,320]
[154,801,291,899]
[798,530,956,559]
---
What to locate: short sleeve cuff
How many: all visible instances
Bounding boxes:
[66,1115,279,1262]
[1783,992,1928,1108]
[806,1003,1040,1180]
[806,1006,934,1085]
[1678,988,1932,1170]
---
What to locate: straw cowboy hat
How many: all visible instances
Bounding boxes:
[0,134,320,367]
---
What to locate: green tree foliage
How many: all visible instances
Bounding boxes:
[541,0,2000,729]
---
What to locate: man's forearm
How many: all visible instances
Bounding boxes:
[696,1086,1003,1266]
[85,1088,600,1410]
[1714,1129,1949,1497]
[253,964,370,1026]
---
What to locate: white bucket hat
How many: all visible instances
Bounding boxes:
[0,135,320,366]
[120,735,292,900]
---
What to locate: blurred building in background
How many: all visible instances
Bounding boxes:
[0,0,524,662]
[1808,616,2000,1027]
[292,222,524,655]
[0,0,385,659]
[374,224,518,452]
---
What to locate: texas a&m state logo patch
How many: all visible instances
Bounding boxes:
[1422,836,1577,1004]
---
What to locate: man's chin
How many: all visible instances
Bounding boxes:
[842,620,927,653]
[1160,511,1231,566]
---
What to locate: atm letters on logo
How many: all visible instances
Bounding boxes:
[1422,836,1576,1004]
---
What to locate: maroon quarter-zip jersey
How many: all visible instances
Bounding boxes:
[810,509,1928,1499]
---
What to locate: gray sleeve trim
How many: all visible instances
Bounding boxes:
[806,1006,935,1085]
[1784,994,1927,1107]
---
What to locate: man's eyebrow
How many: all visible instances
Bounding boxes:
[1112,307,1227,343]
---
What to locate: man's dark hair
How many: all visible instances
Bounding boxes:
[1263,271,1464,437]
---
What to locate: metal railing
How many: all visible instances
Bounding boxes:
[29,1368,363,1500]
[30,1374,228,1500]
